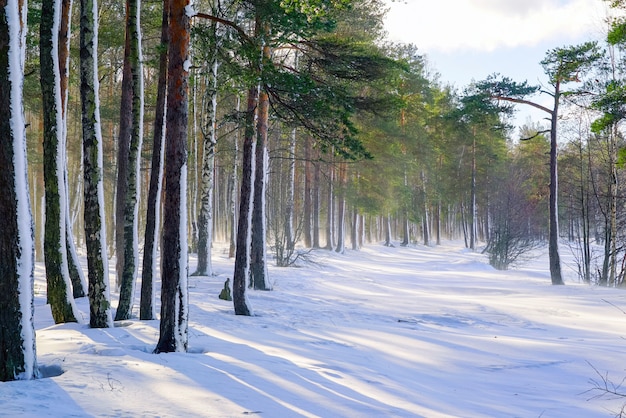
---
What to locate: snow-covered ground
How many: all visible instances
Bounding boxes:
[3,241,626,417]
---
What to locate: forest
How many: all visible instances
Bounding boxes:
[2,0,626,386]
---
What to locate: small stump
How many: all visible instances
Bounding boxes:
[219,278,232,301]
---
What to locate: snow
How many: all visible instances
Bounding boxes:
[91,0,114,327]
[3,241,626,416]
[185,2,197,18]
[8,0,37,379]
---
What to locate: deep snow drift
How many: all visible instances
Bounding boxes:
[2,242,626,417]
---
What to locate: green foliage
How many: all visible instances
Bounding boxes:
[540,41,602,85]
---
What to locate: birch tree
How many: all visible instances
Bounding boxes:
[40,0,78,323]
[0,0,38,380]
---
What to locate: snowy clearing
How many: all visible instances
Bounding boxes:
[3,242,626,417]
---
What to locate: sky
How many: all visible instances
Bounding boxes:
[384,0,616,128]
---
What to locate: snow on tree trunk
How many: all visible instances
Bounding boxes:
[325,162,334,250]
[115,0,144,320]
[40,0,79,324]
[312,157,320,248]
[303,136,312,248]
[140,2,168,320]
[155,0,189,352]
[548,87,563,285]
[250,86,270,291]
[194,55,218,277]
[228,95,240,259]
[59,0,87,299]
[284,128,296,252]
[335,163,346,254]
[0,0,38,381]
[232,86,258,316]
[80,0,114,328]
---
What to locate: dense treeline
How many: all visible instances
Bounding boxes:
[3,0,626,379]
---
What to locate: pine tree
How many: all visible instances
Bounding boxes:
[80,0,114,328]
[0,0,38,380]
[155,0,189,353]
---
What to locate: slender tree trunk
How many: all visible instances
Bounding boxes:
[549,85,564,285]
[140,2,168,320]
[312,158,320,248]
[470,133,476,251]
[303,137,312,247]
[0,0,38,379]
[194,52,218,277]
[335,163,346,254]
[80,0,114,328]
[250,83,271,290]
[228,97,239,258]
[351,207,359,250]
[59,0,86,299]
[285,128,296,251]
[115,0,144,320]
[40,0,78,324]
[325,163,334,250]
[155,0,190,352]
[232,86,258,315]
[384,213,392,246]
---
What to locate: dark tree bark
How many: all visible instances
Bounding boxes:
[141,2,168,320]
[548,84,564,285]
[250,85,271,291]
[0,0,38,380]
[115,0,144,320]
[233,86,259,316]
[80,0,113,328]
[155,0,190,352]
[40,0,77,324]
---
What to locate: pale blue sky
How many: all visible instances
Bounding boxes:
[384,0,615,130]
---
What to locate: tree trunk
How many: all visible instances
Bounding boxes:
[303,136,312,247]
[0,0,38,379]
[40,0,78,324]
[549,85,564,285]
[228,98,239,258]
[284,128,296,251]
[312,157,320,248]
[155,0,189,352]
[80,0,114,328]
[115,0,144,320]
[470,133,476,251]
[59,0,87,299]
[232,86,258,315]
[325,163,334,250]
[250,83,271,291]
[194,51,218,277]
[140,2,168,320]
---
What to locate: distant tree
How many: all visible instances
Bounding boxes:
[0,0,39,380]
[155,0,190,353]
[478,42,601,284]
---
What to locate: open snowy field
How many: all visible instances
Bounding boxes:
[2,241,626,417]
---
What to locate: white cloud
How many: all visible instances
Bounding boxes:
[385,0,610,53]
